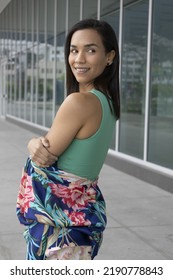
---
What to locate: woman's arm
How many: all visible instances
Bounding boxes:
[44,92,86,156]
[28,137,57,167]
[28,92,87,166]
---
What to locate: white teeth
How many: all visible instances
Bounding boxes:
[75,68,88,73]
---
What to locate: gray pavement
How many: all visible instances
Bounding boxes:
[0,117,173,260]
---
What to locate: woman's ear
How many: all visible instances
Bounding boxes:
[107,50,116,65]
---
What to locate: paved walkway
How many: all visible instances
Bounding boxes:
[0,117,173,260]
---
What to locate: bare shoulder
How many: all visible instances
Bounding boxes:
[61,92,98,117]
[64,92,85,107]
[57,92,83,114]
[56,92,91,124]
[64,91,100,111]
[64,91,91,105]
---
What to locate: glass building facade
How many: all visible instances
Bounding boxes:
[0,0,173,181]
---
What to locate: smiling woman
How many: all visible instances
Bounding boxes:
[68,29,115,92]
[16,19,120,260]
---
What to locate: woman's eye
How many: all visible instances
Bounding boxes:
[88,49,96,53]
[70,49,77,54]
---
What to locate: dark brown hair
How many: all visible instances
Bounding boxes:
[64,19,120,119]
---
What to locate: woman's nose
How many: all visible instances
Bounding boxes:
[75,51,85,63]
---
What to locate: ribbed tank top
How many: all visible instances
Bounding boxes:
[58,89,115,180]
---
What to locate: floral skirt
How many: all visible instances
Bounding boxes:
[16,158,107,260]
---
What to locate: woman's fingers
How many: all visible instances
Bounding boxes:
[40,136,50,148]
[27,137,57,166]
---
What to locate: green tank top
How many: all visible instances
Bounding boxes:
[58,89,115,180]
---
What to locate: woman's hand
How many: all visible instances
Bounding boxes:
[27,137,57,167]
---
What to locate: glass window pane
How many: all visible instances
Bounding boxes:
[3,8,8,116]
[119,0,149,158]
[32,0,39,124]
[17,0,22,119]
[148,0,173,169]
[37,0,45,125]
[55,0,66,113]
[101,0,120,150]
[83,0,97,19]
[68,0,80,28]
[45,0,55,127]
[7,2,13,115]
[13,0,18,118]
[25,0,32,122]
[21,0,28,120]
[0,15,2,61]
[15,0,22,119]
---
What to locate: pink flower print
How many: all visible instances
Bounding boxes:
[17,170,35,213]
[66,211,91,226]
[50,180,96,211]
[45,243,91,260]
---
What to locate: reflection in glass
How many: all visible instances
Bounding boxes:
[119,0,148,158]
[32,0,39,124]
[55,0,66,115]
[36,0,45,126]
[68,0,80,28]
[148,0,173,169]
[25,0,32,122]
[83,0,97,19]
[101,0,120,150]
[45,0,55,128]
[13,0,18,117]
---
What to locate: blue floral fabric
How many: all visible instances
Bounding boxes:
[16,158,107,260]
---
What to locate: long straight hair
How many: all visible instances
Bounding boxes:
[64,19,120,119]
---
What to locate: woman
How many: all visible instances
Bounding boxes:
[16,19,120,260]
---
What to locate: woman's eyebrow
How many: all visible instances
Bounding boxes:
[70,43,98,48]
[84,43,98,48]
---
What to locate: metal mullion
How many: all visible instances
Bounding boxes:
[97,0,101,20]
[3,10,7,117]
[24,0,27,120]
[16,1,19,118]
[30,0,34,122]
[0,17,1,62]
[14,1,17,117]
[0,70,2,116]
[19,0,22,118]
[0,65,3,116]
[115,0,124,152]
[143,0,153,161]
[6,9,9,115]
[35,0,39,124]
[52,0,57,120]
[0,66,2,117]
[12,7,16,116]
[4,62,7,116]
[9,4,13,115]
[64,0,69,99]
[66,0,69,36]
[80,0,84,20]
[0,15,2,116]
[43,0,47,127]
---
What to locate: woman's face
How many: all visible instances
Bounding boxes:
[68,29,113,92]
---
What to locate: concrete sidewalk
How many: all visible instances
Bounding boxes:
[0,117,173,260]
